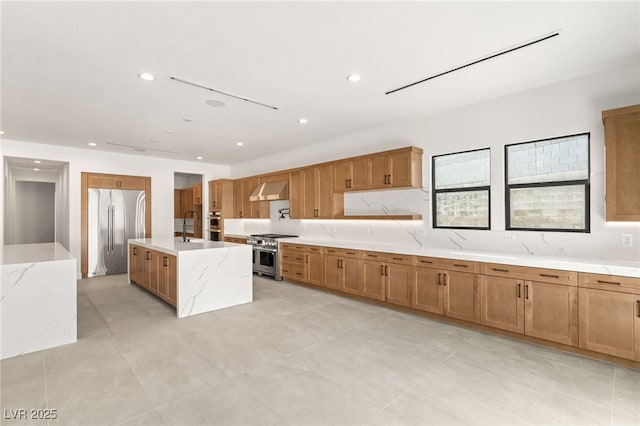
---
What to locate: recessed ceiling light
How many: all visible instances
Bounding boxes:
[33,168,40,171]
[298,118,308,125]
[34,160,41,164]
[183,118,192,122]
[205,99,225,108]
[236,142,244,147]
[138,72,155,81]
[346,74,361,82]
[88,142,97,147]
[196,156,203,160]
[0,131,5,135]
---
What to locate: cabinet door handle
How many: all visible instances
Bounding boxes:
[539,273,560,279]
[305,254,309,264]
[596,280,621,285]
[340,259,344,269]
[419,259,433,264]
[337,259,340,269]
[133,247,137,255]
[385,265,389,276]
[517,283,521,298]
[345,179,349,189]
[437,273,442,286]
[453,264,468,268]
[443,273,448,286]
[163,256,168,267]
[348,179,352,188]
[392,257,404,261]
[492,268,509,273]
[525,284,529,300]
[380,265,384,276]
[146,252,151,261]
[637,300,640,318]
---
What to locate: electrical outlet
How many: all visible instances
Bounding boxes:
[505,234,516,241]
[622,234,633,247]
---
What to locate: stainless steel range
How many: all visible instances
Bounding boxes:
[247,234,298,280]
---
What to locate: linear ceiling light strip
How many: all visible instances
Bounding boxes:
[385,30,560,95]
[106,142,179,154]
[170,76,279,110]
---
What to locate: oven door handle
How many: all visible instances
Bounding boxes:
[253,247,278,253]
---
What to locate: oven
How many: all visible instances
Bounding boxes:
[248,234,298,280]
[252,245,279,279]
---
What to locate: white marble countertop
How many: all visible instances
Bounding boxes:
[1,243,75,265]
[278,237,640,278]
[129,238,243,255]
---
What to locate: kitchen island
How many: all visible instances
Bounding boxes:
[1,243,77,359]
[128,238,252,318]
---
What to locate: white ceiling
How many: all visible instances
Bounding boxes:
[2,1,638,165]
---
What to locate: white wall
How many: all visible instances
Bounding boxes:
[1,141,230,276]
[228,63,640,262]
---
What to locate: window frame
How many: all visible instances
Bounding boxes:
[504,132,591,233]
[432,147,491,230]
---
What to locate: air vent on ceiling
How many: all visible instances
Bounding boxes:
[385,30,560,95]
[170,76,279,110]
[106,142,178,154]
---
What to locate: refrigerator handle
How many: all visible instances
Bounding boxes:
[111,205,116,253]
[107,205,111,254]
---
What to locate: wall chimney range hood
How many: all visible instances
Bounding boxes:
[249,180,289,201]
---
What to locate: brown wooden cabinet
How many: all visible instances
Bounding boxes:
[333,157,370,192]
[361,251,415,304]
[232,178,268,218]
[233,179,246,218]
[578,272,640,361]
[209,179,234,214]
[192,183,203,205]
[224,236,247,244]
[87,173,147,190]
[321,248,363,293]
[301,165,342,219]
[602,104,640,221]
[368,147,423,190]
[480,264,578,346]
[281,244,325,285]
[130,244,177,308]
[413,257,480,323]
[174,189,182,218]
[249,177,270,219]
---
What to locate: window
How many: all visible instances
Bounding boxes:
[432,148,490,229]
[505,133,590,232]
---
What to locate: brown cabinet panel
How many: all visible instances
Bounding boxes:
[165,255,177,307]
[289,171,302,219]
[481,262,576,286]
[143,249,157,293]
[323,255,342,290]
[87,174,119,189]
[386,264,415,307]
[445,271,480,323]
[368,154,388,189]
[525,281,578,346]
[192,183,202,205]
[413,267,444,314]
[480,275,525,333]
[387,151,412,188]
[129,244,144,285]
[317,165,334,218]
[342,257,363,295]
[333,157,370,192]
[174,189,182,218]
[233,179,245,218]
[333,161,350,193]
[579,288,640,361]
[602,104,640,221]
[367,147,423,190]
[362,260,386,301]
[579,272,640,295]
[302,168,317,218]
[306,252,323,286]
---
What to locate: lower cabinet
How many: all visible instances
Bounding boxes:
[413,257,480,323]
[578,273,640,361]
[362,252,415,305]
[129,244,177,307]
[322,248,363,294]
[362,260,386,301]
[479,270,578,346]
[281,244,325,286]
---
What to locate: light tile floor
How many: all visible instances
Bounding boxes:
[1,274,639,426]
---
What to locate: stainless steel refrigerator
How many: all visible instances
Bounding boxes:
[88,188,146,277]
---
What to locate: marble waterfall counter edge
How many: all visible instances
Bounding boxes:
[128,238,253,318]
[1,243,77,360]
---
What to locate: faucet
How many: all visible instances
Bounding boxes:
[182,210,200,242]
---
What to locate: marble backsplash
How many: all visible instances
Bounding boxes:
[223,190,640,262]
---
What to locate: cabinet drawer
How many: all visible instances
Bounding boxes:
[304,245,324,254]
[579,273,640,295]
[280,243,304,252]
[281,262,305,280]
[280,250,305,264]
[416,256,479,273]
[324,247,363,258]
[364,251,415,265]
[481,263,577,286]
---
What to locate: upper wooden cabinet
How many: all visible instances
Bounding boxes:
[333,157,370,192]
[233,178,268,218]
[301,165,343,219]
[208,179,234,216]
[602,104,640,221]
[86,173,147,190]
[192,183,202,205]
[368,147,423,190]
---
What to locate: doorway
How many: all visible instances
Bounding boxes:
[15,181,56,244]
